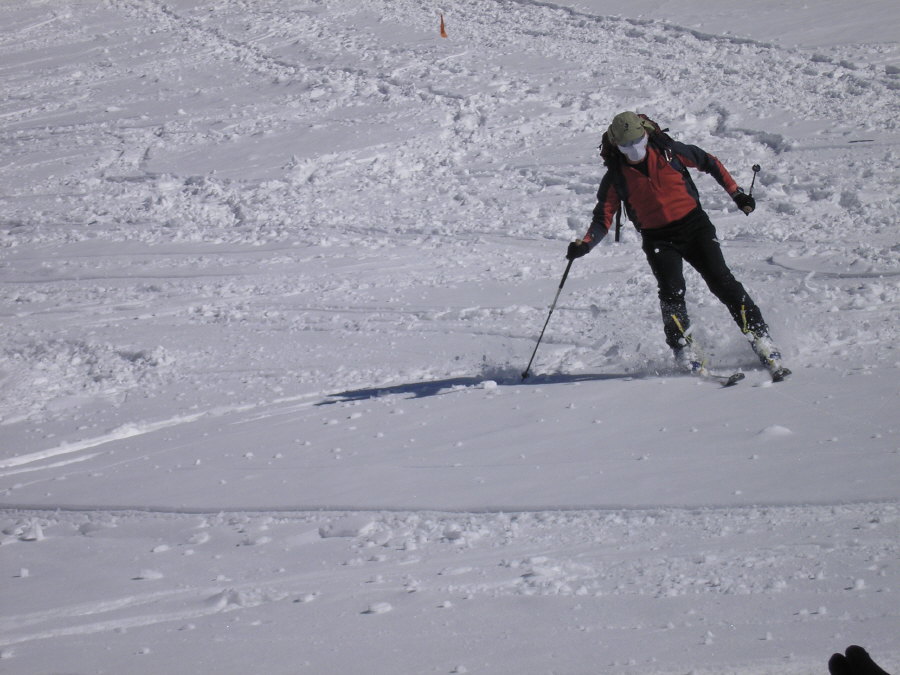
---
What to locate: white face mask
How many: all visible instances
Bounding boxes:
[618,133,648,162]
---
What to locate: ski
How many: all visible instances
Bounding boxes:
[700,367,792,386]
[691,369,745,387]
[716,371,746,387]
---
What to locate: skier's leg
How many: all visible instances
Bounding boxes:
[642,238,689,352]
[683,215,787,374]
[681,215,766,334]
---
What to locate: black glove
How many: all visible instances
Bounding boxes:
[566,240,590,260]
[732,189,756,215]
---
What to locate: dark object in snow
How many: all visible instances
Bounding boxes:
[829,645,893,675]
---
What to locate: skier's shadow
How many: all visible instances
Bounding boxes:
[318,372,632,405]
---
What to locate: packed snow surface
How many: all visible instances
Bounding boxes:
[1,0,898,673]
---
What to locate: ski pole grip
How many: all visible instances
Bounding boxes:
[560,239,581,287]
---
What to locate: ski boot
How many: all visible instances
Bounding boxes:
[748,331,791,382]
[673,342,707,376]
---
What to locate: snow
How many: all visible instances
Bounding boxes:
[1,0,898,673]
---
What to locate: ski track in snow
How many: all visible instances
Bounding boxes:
[1,0,899,672]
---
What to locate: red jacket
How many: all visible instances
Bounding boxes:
[583,139,739,247]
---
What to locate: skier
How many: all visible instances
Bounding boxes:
[566,111,789,380]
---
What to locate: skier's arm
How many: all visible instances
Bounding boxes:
[583,173,620,249]
[670,140,739,196]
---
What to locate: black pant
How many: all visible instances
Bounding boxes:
[641,209,767,351]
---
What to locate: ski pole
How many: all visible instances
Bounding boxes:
[521,253,576,380]
[749,164,760,196]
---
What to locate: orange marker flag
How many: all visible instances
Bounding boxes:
[440,13,448,38]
